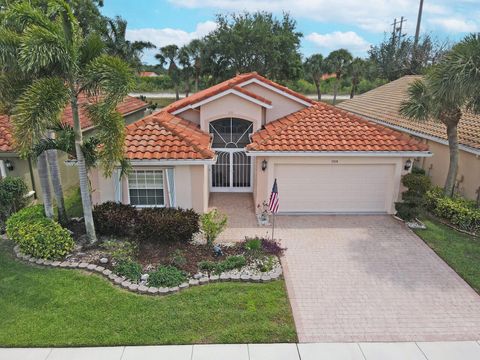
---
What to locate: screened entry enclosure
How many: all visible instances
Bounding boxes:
[210,118,253,192]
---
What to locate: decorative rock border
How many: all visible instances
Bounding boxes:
[12,245,283,296]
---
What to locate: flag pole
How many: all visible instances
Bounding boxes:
[271,212,275,240]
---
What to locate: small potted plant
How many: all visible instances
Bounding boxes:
[257,201,270,226]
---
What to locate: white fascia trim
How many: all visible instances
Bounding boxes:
[171,89,272,115]
[129,158,216,166]
[238,78,313,107]
[245,151,432,158]
[347,111,480,156]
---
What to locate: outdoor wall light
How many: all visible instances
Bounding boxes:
[4,160,14,171]
[261,159,268,171]
[404,159,412,171]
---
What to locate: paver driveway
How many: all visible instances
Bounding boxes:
[275,215,480,343]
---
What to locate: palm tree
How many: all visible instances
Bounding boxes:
[347,58,366,99]
[178,45,195,97]
[303,54,324,101]
[400,34,480,197]
[156,45,180,100]
[46,131,68,225]
[325,49,353,105]
[36,151,54,218]
[104,16,155,69]
[187,39,204,92]
[0,1,134,243]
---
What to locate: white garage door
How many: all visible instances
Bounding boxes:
[274,163,395,213]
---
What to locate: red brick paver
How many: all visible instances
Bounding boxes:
[277,215,480,343]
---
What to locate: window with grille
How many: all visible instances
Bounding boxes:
[128,170,164,207]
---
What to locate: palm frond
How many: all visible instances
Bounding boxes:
[83,54,134,106]
[80,32,105,66]
[12,77,69,157]
[1,1,51,32]
[399,79,432,121]
[0,28,21,69]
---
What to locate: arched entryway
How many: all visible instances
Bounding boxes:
[209,118,253,192]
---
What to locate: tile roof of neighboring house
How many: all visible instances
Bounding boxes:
[247,102,429,152]
[125,111,214,160]
[0,96,148,154]
[338,75,480,151]
[62,94,148,130]
[163,72,314,114]
[0,115,14,153]
[139,71,158,77]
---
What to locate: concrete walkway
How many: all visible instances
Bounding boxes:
[2,341,480,360]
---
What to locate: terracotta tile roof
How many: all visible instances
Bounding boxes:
[338,75,480,151]
[125,111,214,160]
[0,115,14,153]
[163,72,313,114]
[0,96,148,154]
[247,102,429,152]
[139,71,158,77]
[62,94,148,130]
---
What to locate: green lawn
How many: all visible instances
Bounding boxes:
[0,240,296,347]
[414,216,480,293]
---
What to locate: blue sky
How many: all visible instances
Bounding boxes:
[101,0,480,64]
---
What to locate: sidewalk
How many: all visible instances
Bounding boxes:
[2,341,480,360]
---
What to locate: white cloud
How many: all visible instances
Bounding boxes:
[168,0,479,34]
[429,17,478,33]
[126,21,217,64]
[306,31,371,55]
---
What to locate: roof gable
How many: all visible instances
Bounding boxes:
[164,72,314,115]
[125,111,214,160]
[338,76,480,152]
[247,102,429,152]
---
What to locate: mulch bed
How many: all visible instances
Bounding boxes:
[138,241,243,274]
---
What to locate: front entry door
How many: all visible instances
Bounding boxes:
[210,149,252,192]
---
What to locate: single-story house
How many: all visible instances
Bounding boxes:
[0,95,148,198]
[339,75,480,201]
[91,72,430,214]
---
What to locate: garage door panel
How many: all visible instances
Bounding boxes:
[274,164,394,213]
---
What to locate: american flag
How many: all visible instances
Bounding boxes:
[269,179,279,213]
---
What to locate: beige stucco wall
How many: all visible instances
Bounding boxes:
[1,152,79,201]
[243,83,307,123]
[253,156,410,214]
[417,140,480,200]
[176,109,200,125]
[90,164,209,213]
[199,94,263,132]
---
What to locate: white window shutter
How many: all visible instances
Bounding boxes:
[165,168,176,207]
[114,168,123,203]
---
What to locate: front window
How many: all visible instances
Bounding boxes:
[128,170,164,207]
[209,118,253,148]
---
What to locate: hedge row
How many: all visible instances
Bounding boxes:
[93,202,200,243]
[425,187,480,233]
[6,205,74,259]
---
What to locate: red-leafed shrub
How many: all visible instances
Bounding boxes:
[93,202,138,237]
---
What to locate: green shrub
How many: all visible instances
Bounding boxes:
[395,172,431,221]
[425,187,480,233]
[257,255,276,273]
[7,206,74,260]
[134,207,200,243]
[200,209,227,246]
[244,238,262,252]
[100,239,137,262]
[93,202,138,237]
[113,260,142,281]
[0,176,29,229]
[198,255,247,274]
[148,265,187,287]
[170,249,187,267]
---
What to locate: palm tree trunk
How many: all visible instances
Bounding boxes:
[37,152,54,219]
[333,78,339,105]
[194,71,199,93]
[350,81,356,99]
[70,96,97,243]
[444,122,459,197]
[175,84,179,100]
[315,81,321,101]
[46,131,68,225]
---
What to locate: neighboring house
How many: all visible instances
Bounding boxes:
[139,71,158,77]
[0,96,148,199]
[91,72,430,214]
[339,75,480,201]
